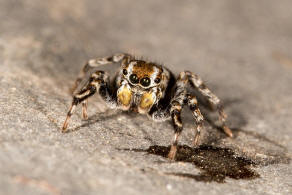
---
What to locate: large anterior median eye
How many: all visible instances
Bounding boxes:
[129,74,139,84]
[140,77,151,87]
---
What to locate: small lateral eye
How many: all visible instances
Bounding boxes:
[154,77,161,84]
[129,74,139,84]
[140,77,151,87]
[123,69,128,75]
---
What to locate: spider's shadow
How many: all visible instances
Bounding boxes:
[121,144,260,183]
[120,132,289,183]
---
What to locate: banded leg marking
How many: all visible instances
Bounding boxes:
[82,100,88,120]
[62,83,97,131]
[184,71,233,137]
[86,53,130,69]
[168,101,183,160]
[218,105,233,137]
[73,53,131,93]
[62,71,108,132]
[187,95,204,146]
[167,74,188,159]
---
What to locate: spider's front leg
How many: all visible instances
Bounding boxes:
[168,95,205,160]
[167,73,206,160]
[62,71,116,132]
[168,100,184,160]
[167,75,187,159]
[63,53,132,132]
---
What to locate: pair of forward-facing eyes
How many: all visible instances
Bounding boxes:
[122,69,161,87]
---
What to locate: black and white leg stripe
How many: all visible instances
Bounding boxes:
[184,71,233,137]
[168,100,183,160]
[187,95,204,146]
[73,53,131,93]
[62,71,110,131]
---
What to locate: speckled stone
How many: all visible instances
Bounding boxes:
[0,0,292,194]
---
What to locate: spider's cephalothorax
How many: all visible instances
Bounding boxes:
[62,53,233,159]
[116,59,168,114]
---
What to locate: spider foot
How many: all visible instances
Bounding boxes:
[82,109,88,120]
[223,125,233,137]
[192,133,200,147]
[82,101,88,120]
[168,145,177,160]
[62,116,70,133]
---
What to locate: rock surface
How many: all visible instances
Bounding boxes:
[1,0,292,194]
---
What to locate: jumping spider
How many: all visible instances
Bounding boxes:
[62,53,233,159]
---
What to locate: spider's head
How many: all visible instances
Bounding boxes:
[117,60,166,113]
[121,60,162,89]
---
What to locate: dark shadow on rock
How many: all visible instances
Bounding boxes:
[123,145,260,183]
[120,124,290,182]
[200,121,290,166]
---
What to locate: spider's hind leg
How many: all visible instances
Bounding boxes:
[185,71,233,137]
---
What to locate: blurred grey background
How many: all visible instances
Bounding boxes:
[0,0,292,194]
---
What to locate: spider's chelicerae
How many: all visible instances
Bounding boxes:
[62,53,233,159]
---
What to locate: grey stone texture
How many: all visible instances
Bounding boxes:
[0,0,292,194]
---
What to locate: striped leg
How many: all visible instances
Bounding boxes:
[167,74,187,159]
[62,71,113,132]
[187,95,204,146]
[83,53,131,70]
[82,100,88,120]
[72,53,131,93]
[185,71,233,137]
[72,77,88,120]
[69,53,131,120]
[168,101,183,160]
[62,84,97,132]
